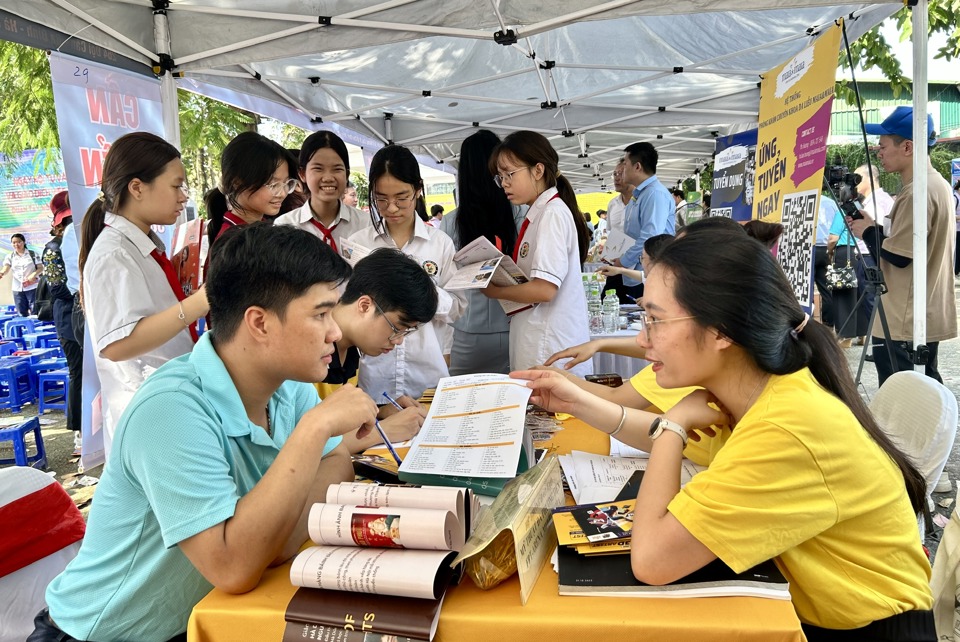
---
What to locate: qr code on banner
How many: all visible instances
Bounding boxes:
[777,189,818,307]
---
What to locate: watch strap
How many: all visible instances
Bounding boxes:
[651,416,688,445]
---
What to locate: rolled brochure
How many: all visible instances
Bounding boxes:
[307,503,464,551]
[290,546,458,600]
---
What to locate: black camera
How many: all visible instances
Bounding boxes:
[827,162,864,220]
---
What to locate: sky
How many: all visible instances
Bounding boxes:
[840,20,956,83]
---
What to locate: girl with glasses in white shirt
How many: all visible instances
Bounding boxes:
[347,145,465,401]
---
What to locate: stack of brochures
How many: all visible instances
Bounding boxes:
[551,472,791,600]
[287,484,478,641]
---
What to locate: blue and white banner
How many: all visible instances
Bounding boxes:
[711,129,758,222]
[49,52,168,470]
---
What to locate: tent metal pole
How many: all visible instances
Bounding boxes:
[911,0,929,371]
[49,0,157,61]
[519,0,645,38]
[152,8,180,148]
[557,63,764,77]
[175,23,318,67]
[240,63,318,120]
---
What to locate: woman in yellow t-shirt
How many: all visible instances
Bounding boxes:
[515,229,933,641]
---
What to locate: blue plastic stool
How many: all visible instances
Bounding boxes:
[0,417,46,468]
[0,357,36,412]
[0,341,15,356]
[3,317,38,339]
[29,358,68,393]
[38,369,69,414]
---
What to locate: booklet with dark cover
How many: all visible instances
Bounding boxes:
[557,546,790,599]
[282,587,442,642]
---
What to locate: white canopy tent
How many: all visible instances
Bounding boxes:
[0,0,936,362]
[4,0,903,189]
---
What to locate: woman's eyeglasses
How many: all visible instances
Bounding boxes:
[265,178,302,196]
[635,309,696,337]
[493,167,529,188]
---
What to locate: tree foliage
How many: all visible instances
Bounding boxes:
[350,172,369,208]
[178,89,258,216]
[837,0,960,101]
[0,41,58,167]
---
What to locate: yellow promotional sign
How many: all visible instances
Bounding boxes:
[752,24,841,307]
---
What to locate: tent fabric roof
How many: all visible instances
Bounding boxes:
[5,1,899,188]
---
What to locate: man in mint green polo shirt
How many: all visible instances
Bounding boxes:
[34,224,379,642]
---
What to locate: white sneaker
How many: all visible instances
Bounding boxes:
[935,472,952,494]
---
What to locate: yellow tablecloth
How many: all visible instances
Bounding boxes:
[188,420,805,642]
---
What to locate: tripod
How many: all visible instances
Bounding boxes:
[828,194,898,388]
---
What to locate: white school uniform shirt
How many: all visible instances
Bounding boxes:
[83,213,195,460]
[511,188,592,376]
[606,193,629,234]
[273,201,369,260]
[3,249,40,292]
[348,217,466,399]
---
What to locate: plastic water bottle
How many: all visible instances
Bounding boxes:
[588,299,604,334]
[602,289,619,333]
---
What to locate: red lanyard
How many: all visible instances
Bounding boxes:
[309,218,339,255]
[223,211,247,227]
[150,249,199,343]
[512,193,559,263]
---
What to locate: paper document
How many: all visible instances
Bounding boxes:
[448,236,532,315]
[339,238,372,265]
[399,373,533,479]
[599,228,635,262]
[566,450,705,504]
[609,437,650,459]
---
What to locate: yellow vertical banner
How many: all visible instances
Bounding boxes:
[753,24,841,307]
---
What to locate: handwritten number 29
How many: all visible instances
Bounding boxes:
[74,66,89,83]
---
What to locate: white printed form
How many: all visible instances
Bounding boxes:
[399,374,532,479]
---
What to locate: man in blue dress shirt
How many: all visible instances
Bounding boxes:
[614,142,676,294]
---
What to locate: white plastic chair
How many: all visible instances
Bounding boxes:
[932,489,960,640]
[869,370,958,538]
[0,467,85,642]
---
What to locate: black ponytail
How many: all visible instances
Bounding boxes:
[657,230,926,513]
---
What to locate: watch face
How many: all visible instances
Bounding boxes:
[648,417,661,438]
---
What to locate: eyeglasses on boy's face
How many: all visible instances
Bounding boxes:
[493,166,530,189]
[265,178,302,196]
[371,298,421,342]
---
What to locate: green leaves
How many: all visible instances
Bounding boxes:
[0,42,58,166]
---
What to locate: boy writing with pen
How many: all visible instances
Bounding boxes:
[317,248,439,454]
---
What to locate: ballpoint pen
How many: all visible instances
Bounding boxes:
[381,391,405,411]
[374,419,403,466]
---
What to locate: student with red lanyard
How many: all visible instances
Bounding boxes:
[80,132,209,461]
[274,131,366,258]
[482,130,592,376]
[205,131,297,250]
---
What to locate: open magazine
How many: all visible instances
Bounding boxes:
[444,236,532,316]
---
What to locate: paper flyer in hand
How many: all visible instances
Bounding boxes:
[599,228,635,262]
[447,236,532,315]
[339,238,372,266]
